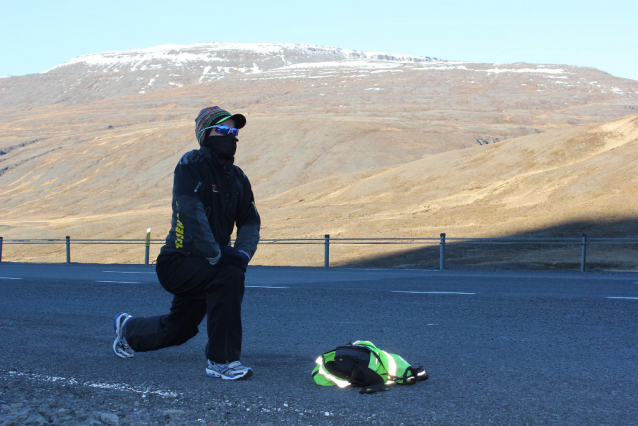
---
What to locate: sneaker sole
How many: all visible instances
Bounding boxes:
[206,368,253,380]
[113,312,134,358]
[114,312,125,332]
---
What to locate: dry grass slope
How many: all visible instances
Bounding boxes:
[253,114,638,269]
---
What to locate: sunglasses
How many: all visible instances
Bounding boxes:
[203,125,239,136]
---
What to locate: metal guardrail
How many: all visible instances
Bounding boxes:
[1,233,637,272]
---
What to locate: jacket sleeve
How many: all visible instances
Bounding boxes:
[234,171,261,259]
[174,161,220,259]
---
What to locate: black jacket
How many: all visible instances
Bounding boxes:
[160,146,260,260]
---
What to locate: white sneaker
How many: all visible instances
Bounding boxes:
[206,360,253,380]
[113,312,134,358]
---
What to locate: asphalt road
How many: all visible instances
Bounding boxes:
[1,263,637,425]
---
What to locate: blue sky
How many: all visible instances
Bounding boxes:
[1,0,636,81]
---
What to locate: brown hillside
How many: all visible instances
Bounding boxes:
[261,114,638,236]
[1,113,636,268]
[254,114,638,268]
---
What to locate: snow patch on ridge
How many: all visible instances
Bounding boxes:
[273,61,404,70]
[199,66,213,83]
[482,67,568,74]
[414,65,470,71]
[46,47,229,72]
[413,64,570,75]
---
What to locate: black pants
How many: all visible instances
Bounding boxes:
[124,252,245,363]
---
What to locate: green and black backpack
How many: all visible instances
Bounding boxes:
[312,340,428,393]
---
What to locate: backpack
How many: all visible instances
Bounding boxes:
[312,341,428,393]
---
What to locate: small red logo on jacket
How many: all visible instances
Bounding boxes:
[212,184,219,193]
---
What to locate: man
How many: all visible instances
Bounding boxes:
[113,106,260,380]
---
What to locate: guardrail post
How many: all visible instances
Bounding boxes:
[66,236,71,264]
[145,228,151,265]
[581,232,587,272]
[0,236,3,262]
[324,234,330,268]
[439,233,446,270]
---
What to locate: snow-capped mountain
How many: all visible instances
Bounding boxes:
[1,42,637,110]
[43,42,441,94]
[0,43,443,107]
[47,43,440,75]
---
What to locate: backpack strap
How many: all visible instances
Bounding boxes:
[368,349,386,371]
[395,365,429,385]
[414,366,429,381]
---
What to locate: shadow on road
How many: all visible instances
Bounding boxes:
[340,217,638,272]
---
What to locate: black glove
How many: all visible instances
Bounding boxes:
[216,246,249,272]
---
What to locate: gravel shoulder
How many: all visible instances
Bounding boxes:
[1,372,407,425]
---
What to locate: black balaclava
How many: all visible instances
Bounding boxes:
[202,134,238,160]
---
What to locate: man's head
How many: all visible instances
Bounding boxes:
[195,106,246,144]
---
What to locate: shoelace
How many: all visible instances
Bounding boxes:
[119,338,132,351]
[215,363,245,375]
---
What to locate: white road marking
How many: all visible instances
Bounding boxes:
[96,280,141,284]
[343,267,437,272]
[103,271,155,274]
[246,285,288,289]
[0,277,22,280]
[8,371,179,398]
[607,296,638,300]
[392,291,476,295]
